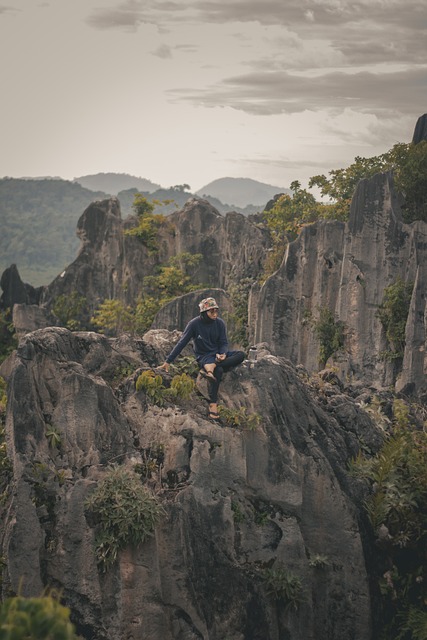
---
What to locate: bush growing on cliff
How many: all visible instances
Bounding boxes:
[222,278,254,348]
[124,193,174,252]
[52,292,88,330]
[0,376,6,415]
[91,299,135,336]
[309,141,427,223]
[0,309,17,365]
[377,277,413,361]
[263,567,303,611]
[85,465,163,570]
[261,181,323,279]
[0,377,12,501]
[135,370,195,405]
[0,591,78,639]
[90,252,204,336]
[350,401,427,640]
[136,370,167,405]
[218,405,261,430]
[260,141,427,267]
[311,306,345,367]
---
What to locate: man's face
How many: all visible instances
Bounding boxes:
[207,308,219,319]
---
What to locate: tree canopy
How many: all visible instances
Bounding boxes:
[261,140,427,280]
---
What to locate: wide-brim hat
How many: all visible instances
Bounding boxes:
[199,297,219,312]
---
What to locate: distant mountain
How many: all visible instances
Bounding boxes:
[196,177,289,208]
[74,172,161,195]
[117,187,259,217]
[0,176,273,288]
[0,178,107,287]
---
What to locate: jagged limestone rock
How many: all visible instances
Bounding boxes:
[252,171,427,396]
[39,197,270,324]
[12,303,57,338]
[412,113,427,143]
[1,327,378,640]
[0,264,42,310]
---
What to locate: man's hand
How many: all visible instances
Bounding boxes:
[216,353,226,362]
[157,362,170,372]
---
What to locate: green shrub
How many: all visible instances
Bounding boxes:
[134,443,165,480]
[312,306,345,367]
[0,425,12,504]
[377,278,413,361]
[123,193,167,252]
[222,278,254,347]
[45,425,62,450]
[136,370,195,405]
[85,465,163,570]
[169,373,195,400]
[0,591,78,639]
[91,299,135,336]
[349,410,427,640]
[254,510,269,526]
[308,554,330,569]
[170,356,199,377]
[136,370,167,405]
[0,376,6,415]
[0,309,17,365]
[263,567,303,610]
[231,501,245,523]
[398,607,427,640]
[52,292,87,330]
[218,405,261,430]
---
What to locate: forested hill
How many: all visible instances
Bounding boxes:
[0,179,107,286]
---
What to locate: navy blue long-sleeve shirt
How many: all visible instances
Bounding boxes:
[166,316,229,365]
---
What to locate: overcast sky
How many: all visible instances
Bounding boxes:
[1,0,426,191]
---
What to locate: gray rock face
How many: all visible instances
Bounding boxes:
[252,171,427,397]
[40,197,270,320]
[412,113,427,143]
[0,327,378,640]
[13,303,57,338]
[0,264,42,310]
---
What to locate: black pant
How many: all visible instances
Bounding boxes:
[203,350,245,403]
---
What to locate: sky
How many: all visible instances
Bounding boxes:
[1,0,426,192]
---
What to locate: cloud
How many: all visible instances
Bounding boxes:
[86,1,150,31]
[152,43,172,58]
[85,0,426,72]
[170,67,427,116]
[243,156,333,170]
[85,0,186,31]
[0,5,19,14]
[190,0,427,32]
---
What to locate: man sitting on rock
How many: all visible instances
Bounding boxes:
[158,297,245,421]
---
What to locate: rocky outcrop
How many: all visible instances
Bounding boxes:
[412,113,427,144]
[12,303,57,338]
[0,264,42,310]
[0,327,380,640]
[39,197,270,320]
[252,170,427,397]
